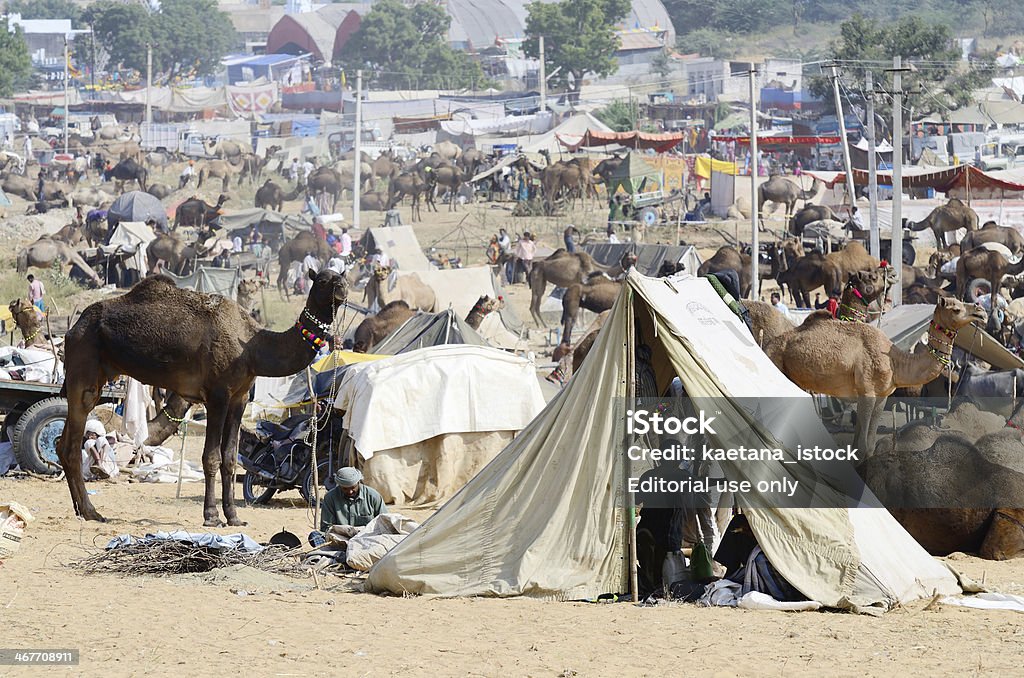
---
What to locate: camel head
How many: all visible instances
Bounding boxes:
[8,298,40,332]
[372,264,391,281]
[215,193,230,208]
[846,269,893,304]
[306,268,349,310]
[237,278,260,298]
[928,251,952,275]
[470,295,503,317]
[934,296,987,331]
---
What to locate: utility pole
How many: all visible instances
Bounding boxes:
[63,35,69,155]
[145,42,153,128]
[829,62,856,208]
[890,56,909,307]
[865,70,879,259]
[538,36,546,114]
[749,66,759,300]
[353,69,362,230]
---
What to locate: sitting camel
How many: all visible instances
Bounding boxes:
[904,198,979,248]
[860,401,1024,560]
[764,297,986,455]
[465,295,503,330]
[364,265,436,312]
[16,237,102,287]
[352,300,415,352]
[58,269,349,526]
[7,299,48,347]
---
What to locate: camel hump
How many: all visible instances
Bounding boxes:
[128,275,178,298]
[802,310,835,325]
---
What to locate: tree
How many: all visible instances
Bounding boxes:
[0,19,32,97]
[523,0,631,100]
[82,0,235,79]
[5,0,82,23]
[595,100,637,131]
[338,0,483,89]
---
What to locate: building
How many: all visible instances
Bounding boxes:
[4,14,74,67]
[264,4,364,63]
[221,1,286,53]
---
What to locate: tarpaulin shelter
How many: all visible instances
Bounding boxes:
[371,308,489,355]
[212,208,311,249]
[107,191,169,231]
[165,266,241,301]
[363,226,434,271]
[583,243,702,277]
[333,344,546,505]
[560,129,685,153]
[804,164,1024,194]
[367,272,959,608]
[106,221,158,277]
[606,152,664,195]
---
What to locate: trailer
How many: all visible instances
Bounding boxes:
[0,379,123,475]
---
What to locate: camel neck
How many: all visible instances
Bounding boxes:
[924,320,957,370]
[246,303,335,378]
[837,286,870,323]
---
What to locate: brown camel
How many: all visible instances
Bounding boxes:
[697,246,752,299]
[276,232,333,296]
[529,250,616,327]
[236,277,266,324]
[757,176,820,217]
[52,221,87,247]
[364,265,436,312]
[741,300,794,347]
[956,246,1024,300]
[352,300,414,352]
[904,198,979,248]
[7,299,48,347]
[961,220,1024,257]
[571,311,611,374]
[560,275,620,344]
[789,204,838,236]
[174,193,229,229]
[16,237,102,287]
[861,401,1024,560]
[254,180,299,211]
[147,232,202,275]
[765,297,986,455]
[465,295,503,330]
[777,242,882,308]
[144,392,190,447]
[58,269,349,525]
[197,160,241,193]
[387,172,430,221]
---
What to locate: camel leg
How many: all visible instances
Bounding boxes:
[59,359,107,521]
[219,397,247,526]
[200,394,230,526]
[864,396,889,458]
[530,273,549,328]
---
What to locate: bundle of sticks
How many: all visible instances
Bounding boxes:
[72,540,301,576]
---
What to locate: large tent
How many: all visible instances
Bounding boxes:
[364,226,434,271]
[164,266,241,300]
[334,344,546,505]
[367,271,959,608]
[107,191,169,231]
[371,308,489,355]
[106,221,158,278]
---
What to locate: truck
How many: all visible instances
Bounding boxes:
[140,120,253,158]
[976,136,1024,171]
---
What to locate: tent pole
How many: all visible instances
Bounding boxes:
[626,294,639,602]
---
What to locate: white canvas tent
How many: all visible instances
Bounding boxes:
[368,271,959,608]
[334,344,545,505]
[106,221,158,275]
[365,226,434,272]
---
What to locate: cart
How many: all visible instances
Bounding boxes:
[0,379,123,475]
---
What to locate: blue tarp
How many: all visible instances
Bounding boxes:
[106,531,264,553]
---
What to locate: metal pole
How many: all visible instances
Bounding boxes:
[539,36,546,114]
[63,36,69,155]
[891,56,904,307]
[829,63,856,208]
[353,69,362,229]
[145,42,152,127]
[866,69,880,259]
[749,67,759,300]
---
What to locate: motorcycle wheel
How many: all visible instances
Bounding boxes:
[242,470,277,505]
[301,459,338,507]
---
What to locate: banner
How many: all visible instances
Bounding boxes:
[694,155,739,179]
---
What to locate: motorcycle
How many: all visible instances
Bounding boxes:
[237,406,345,506]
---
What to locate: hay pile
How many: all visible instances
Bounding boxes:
[73,540,303,576]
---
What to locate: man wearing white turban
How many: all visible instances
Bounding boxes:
[317,467,388,533]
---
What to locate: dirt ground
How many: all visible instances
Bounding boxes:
[3,471,1024,678]
[4,174,1024,676]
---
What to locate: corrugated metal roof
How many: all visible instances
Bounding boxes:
[618,31,664,51]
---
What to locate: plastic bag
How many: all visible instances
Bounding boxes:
[0,502,34,559]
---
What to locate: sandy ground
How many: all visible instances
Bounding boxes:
[4,173,1024,676]
[3,471,1024,678]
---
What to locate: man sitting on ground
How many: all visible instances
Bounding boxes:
[310,467,388,546]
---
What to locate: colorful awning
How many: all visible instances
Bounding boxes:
[804,164,1024,192]
[558,129,685,153]
[712,135,842,146]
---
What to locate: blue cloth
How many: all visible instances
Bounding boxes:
[33,300,44,313]
[105,531,264,553]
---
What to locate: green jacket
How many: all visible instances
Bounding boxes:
[319,484,388,532]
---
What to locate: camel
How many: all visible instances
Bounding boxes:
[433,140,462,162]
[144,392,190,448]
[364,265,436,312]
[204,138,251,160]
[904,198,979,248]
[370,150,400,187]
[741,300,794,347]
[254,180,299,211]
[2,173,43,201]
[387,172,430,221]
[197,160,240,192]
[69,186,115,209]
[465,295,502,330]
[696,246,752,299]
[789,204,837,236]
[570,311,612,374]
[765,297,986,455]
[235,278,266,324]
[174,194,230,229]
[352,300,415,352]
[560,275,621,344]
[147,232,202,275]
[58,270,349,525]
[529,250,617,327]
[955,246,1024,300]
[861,401,1024,559]
[108,158,148,192]
[426,164,464,211]
[757,176,820,217]
[7,299,47,347]
[960,221,1024,258]
[777,242,881,308]
[146,183,173,201]
[52,221,87,247]
[16,237,102,286]
[276,232,333,296]
[360,191,389,212]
